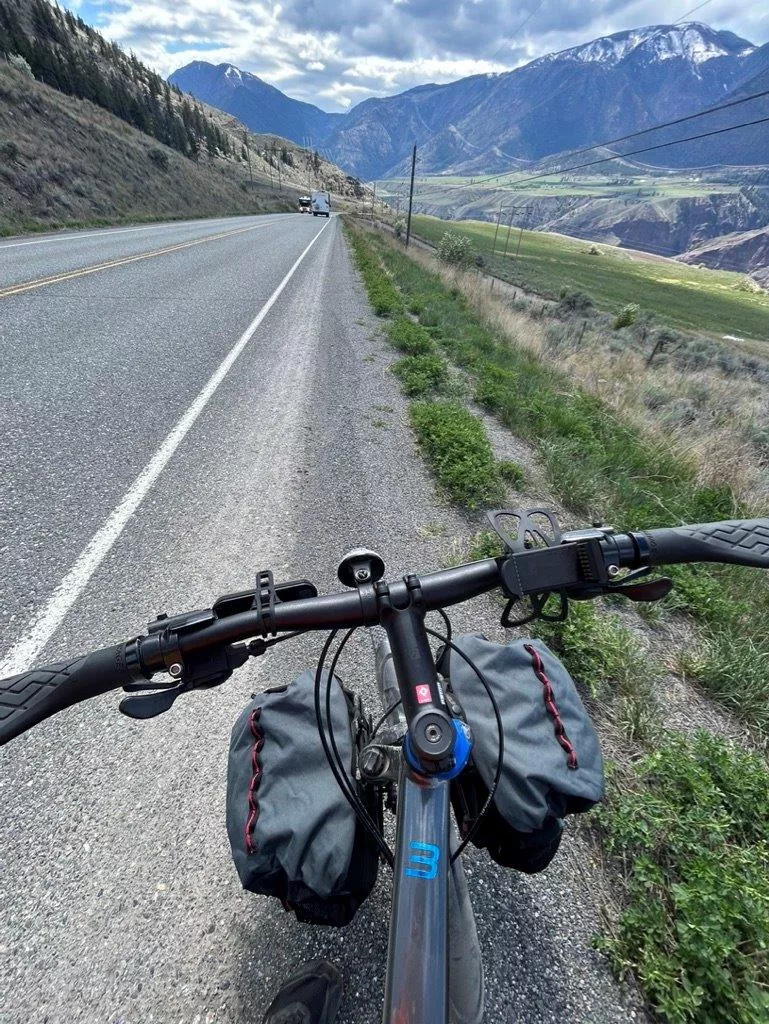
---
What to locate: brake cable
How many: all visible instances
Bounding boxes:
[314,629,394,867]
[424,625,505,864]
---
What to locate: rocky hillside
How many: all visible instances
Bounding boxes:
[0,60,289,234]
[678,227,769,286]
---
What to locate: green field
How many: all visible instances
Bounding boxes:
[409,214,769,342]
[380,172,739,202]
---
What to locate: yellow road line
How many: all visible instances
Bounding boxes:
[0,223,264,299]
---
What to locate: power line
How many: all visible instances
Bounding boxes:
[525,86,769,174]
[674,0,714,23]
[489,0,548,63]
[412,101,769,205]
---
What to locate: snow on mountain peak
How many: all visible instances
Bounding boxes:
[224,64,243,81]
[550,23,755,68]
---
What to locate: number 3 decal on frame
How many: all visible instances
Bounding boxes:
[404,841,440,879]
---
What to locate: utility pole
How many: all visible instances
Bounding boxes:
[243,130,253,188]
[503,207,515,256]
[492,206,502,254]
[405,144,417,248]
[267,146,274,189]
[276,145,282,193]
[371,182,376,221]
[514,221,525,260]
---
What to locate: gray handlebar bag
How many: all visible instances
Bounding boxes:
[226,669,380,927]
[444,636,604,872]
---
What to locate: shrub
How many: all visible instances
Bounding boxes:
[597,731,769,1024]
[557,290,593,316]
[587,244,602,255]
[392,354,447,396]
[732,275,765,294]
[8,54,33,78]
[386,317,435,355]
[613,303,639,329]
[437,231,474,267]
[148,147,170,170]
[394,218,407,238]
[410,400,503,507]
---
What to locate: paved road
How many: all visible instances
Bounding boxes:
[0,214,644,1023]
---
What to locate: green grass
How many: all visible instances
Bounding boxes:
[597,732,769,1024]
[408,213,769,342]
[346,222,509,508]
[410,400,504,508]
[348,221,769,741]
[392,354,448,396]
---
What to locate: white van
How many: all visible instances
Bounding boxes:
[311,190,331,217]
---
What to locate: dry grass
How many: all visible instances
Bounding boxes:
[0,62,300,234]
[379,229,769,510]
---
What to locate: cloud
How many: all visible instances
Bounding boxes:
[85,0,767,111]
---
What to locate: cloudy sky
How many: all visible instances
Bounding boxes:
[70,0,768,110]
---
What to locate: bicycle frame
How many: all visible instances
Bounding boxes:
[384,767,451,1023]
[375,615,483,1024]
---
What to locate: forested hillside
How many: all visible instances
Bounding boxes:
[0,0,231,160]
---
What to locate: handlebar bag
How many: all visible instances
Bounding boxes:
[226,669,380,927]
[441,635,604,873]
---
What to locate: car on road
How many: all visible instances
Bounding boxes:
[311,190,331,217]
[298,195,312,213]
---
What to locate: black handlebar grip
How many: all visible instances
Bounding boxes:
[0,643,138,746]
[636,518,769,569]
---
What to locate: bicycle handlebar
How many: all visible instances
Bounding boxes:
[2,515,767,746]
[0,644,142,745]
[633,519,769,569]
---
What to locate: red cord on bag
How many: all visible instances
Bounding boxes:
[524,644,578,769]
[245,707,266,853]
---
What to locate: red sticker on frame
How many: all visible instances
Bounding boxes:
[415,684,431,705]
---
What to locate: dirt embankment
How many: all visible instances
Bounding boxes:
[678,226,769,287]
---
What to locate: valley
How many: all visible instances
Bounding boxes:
[405,212,769,341]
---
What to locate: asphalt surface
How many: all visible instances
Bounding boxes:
[0,213,646,1024]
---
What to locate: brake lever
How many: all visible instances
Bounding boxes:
[120,683,192,719]
[610,577,673,602]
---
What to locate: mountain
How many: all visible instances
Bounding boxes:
[171,23,768,180]
[169,61,343,146]
[329,23,763,178]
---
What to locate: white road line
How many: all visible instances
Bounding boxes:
[0,218,330,678]
[0,215,278,251]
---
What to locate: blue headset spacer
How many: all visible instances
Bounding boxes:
[404,719,473,780]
